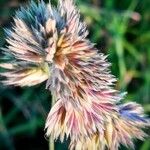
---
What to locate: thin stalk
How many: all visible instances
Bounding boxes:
[49,136,55,150]
[115,37,126,89]
[49,96,55,150]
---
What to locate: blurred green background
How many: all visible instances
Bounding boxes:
[0,0,150,150]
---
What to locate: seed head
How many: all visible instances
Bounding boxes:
[0,0,149,150]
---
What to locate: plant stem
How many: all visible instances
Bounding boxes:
[115,37,126,89]
[49,137,55,150]
[49,96,55,150]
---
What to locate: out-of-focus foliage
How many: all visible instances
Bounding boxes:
[0,0,149,150]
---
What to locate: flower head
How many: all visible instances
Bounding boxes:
[0,0,149,150]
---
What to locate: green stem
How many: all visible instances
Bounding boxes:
[49,96,55,150]
[49,137,55,150]
[115,37,126,89]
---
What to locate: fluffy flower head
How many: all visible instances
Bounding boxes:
[0,0,149,150]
